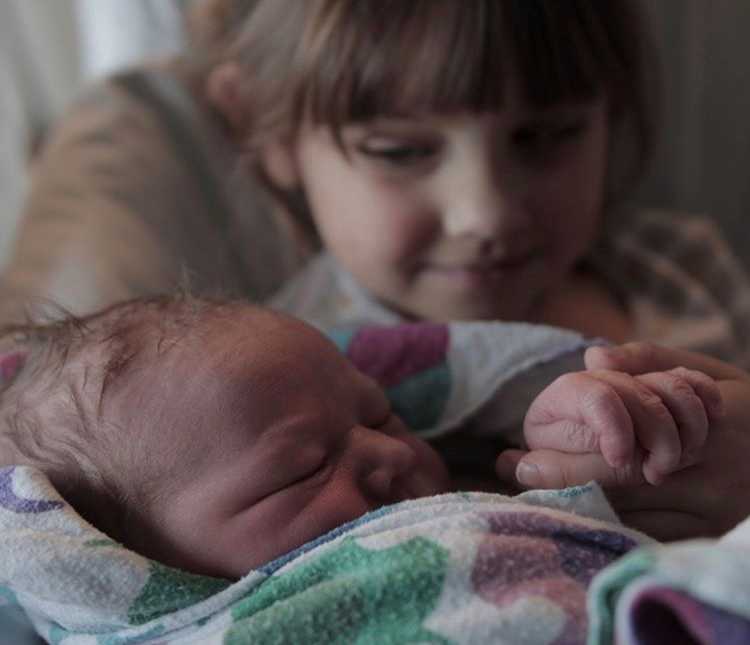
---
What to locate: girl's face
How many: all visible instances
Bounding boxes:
[277,87,609,322]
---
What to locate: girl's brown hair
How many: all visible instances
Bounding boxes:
[225,0,655,178]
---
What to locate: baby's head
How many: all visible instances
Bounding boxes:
[0,296,449,578]
[203,0,656,323]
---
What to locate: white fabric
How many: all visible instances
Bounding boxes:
[74,0,187,80]
[0,0,80,270]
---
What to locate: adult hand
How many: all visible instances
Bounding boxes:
[496,342,750,541]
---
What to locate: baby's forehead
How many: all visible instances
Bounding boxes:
[91,299,301,387]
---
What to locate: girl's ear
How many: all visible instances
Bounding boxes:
[260,140,300,189]
[205,62,249,136]
[206,63,300,189]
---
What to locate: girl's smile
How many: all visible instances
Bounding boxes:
[268,91,609,322]
[421,252,543,293]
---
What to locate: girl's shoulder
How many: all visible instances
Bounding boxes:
[591,208,750,366]
[596,207,747,299]
[32,62,207,197]
[600,208,734,255]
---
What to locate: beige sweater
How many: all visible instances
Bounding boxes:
[0,64,309,323]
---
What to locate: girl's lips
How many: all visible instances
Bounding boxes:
[429,249,539,272]
[425,251,540,284]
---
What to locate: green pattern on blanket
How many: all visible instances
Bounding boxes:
[127,561,229,625]
[587,549,658,644]
[226,536,452,644]
[96,624,167,645]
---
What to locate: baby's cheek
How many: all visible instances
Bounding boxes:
[306,480,376,532]
[386,420,449,490]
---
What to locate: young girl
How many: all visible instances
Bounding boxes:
[3,0,750,541]
[201,0,750,539]
[192,0,750,371]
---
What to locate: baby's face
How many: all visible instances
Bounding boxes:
[104,308,449,579]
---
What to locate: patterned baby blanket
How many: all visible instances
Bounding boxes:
[6,465,750,645]
[324,320,593,442]
[3,318,747,644]
[588,515,750,645]
[1,318,606,644]
[1,466,652,644]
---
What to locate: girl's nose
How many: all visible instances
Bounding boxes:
[350,426,418,501]
[441,157,529,241]
[443,186,528,240]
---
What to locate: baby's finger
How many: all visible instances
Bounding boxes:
[524,372,635,465]
[668,367,723,423]
[635,368,719,468]
[585,370,681,485]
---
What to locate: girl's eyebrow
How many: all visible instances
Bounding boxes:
[344,115,436,131]
[520,98,604,118]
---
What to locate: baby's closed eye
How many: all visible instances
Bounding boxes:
[236,441,329,506]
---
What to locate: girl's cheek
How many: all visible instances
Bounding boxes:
[383,204,441,259]
[531,162,603,220]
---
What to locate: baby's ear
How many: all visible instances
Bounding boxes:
[0,351,26,385]
[205,61,250,136]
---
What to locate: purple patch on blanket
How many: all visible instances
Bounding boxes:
[344,323,449,387]
[0,467,64,514]
[629,586,750,645]
[0,351,25,382]
[472,512,637,645]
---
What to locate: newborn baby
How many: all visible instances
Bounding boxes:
[0,296,721,582]
[0,296,450,579]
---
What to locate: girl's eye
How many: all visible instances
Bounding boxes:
[512,121,588,156]
[357,142,438,166]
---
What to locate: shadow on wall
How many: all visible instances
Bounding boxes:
[637,0,750,268]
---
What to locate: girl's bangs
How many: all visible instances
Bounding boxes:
[303,0,623,128]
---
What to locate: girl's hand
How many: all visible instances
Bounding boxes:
[521,362,722,485]
[496,342,750,541]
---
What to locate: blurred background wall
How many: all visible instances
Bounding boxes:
[1,0,750,268]
[638,0,750,261]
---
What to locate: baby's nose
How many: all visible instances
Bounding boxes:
[354,427,418,501]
